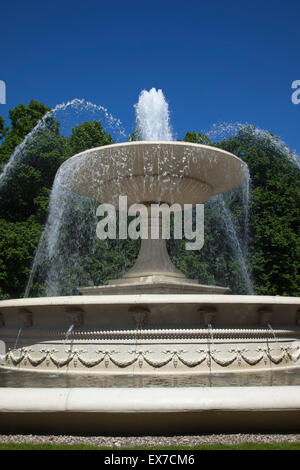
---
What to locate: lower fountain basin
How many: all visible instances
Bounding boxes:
[1,386,300,433]
[1,295,300,433]
[0,294,300,375]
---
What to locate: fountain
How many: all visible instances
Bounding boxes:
[0,89,300,434]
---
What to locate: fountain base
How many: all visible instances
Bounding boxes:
[79,275,229,295]
[1,294,300,375]
[1,386,300,434]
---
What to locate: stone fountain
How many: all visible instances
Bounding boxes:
[0,94,300,434]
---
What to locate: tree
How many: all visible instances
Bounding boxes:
[0,116,8,142]
[0,100,51,168]
[0,117,68,223]
[69,121,113,155]
[182,131,211,145]
[217,127,300,296]
[0,218,43,299]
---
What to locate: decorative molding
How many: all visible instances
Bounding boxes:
[5,342,300,371]
[2,327,299,341]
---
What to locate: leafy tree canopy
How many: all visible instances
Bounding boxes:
[0,103,114,298]
[182,131,211,145]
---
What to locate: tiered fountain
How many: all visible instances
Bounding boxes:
[0,89,300,434]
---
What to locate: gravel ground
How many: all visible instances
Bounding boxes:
[0,433,300,447]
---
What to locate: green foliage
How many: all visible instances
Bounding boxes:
[129,131,137,141]
[0,100,51,168]
[182,131,212,145]
[0,102,114,299]
[69,121,113,154]
[0,218,43,298]
[217,128,300,296]
[176,132,250,294]
[0,116,8,142]
[0,118,68,223]
[168,200,249,294]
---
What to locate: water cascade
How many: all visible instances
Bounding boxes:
[216,193,253,294]
[25,89,253,297]
[207,122,300,169]
[13,328,22,351]
[0,98,126,188]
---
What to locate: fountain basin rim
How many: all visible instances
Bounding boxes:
[61,140,246,166]
[58,140,248,205]
[1,386,300,413]
[1,294,300,310]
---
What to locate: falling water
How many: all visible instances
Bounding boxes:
[24,174,72,297]
[135,88,173,140]
[20,98,128,297]
[26,89,176,296]
[241,172,251,257]
[268,323,278,343]
[24,90,256,297]
[14,328,23,350]
[135,88,189,204]
[24,177,101,297]
[208,323,214,344]
[216,193,254,294]
[0,98,126,188]
[65,324,74,342]
[202,120,300,293]
[0,341,5,365]
[206,122,300,169]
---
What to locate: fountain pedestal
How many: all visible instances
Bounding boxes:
[79,206,228,295]
[65,141,243,295]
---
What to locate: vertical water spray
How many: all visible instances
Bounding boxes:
[134,88,187,203]
[135,88,173,141]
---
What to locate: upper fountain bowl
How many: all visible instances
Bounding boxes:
[59,141,248,206]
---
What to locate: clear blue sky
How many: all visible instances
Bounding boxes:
[1,0,300,152]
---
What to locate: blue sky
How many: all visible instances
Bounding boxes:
[1,0,300,152]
